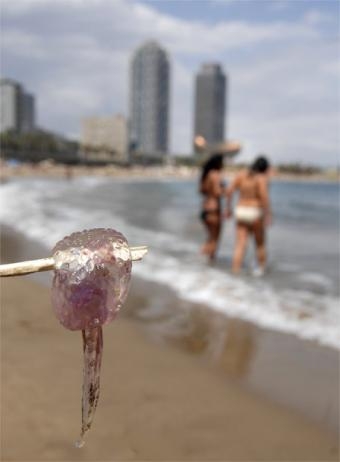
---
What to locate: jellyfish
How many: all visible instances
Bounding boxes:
[51,228,132,447]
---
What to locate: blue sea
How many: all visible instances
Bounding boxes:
[1,176,339,349]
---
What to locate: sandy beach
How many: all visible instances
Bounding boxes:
[1,228,339,461]
[1,159,339,183]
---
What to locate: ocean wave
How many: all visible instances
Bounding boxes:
[1,177,339,350]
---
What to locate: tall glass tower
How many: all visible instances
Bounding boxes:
[194,63,226,149]
[130,41,170,156]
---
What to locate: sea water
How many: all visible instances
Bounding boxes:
[0,176,339,349]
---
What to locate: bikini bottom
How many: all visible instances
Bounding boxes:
[235,206,262,224]
[200,209,220,222]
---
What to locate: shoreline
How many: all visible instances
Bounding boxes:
[1,160,339,183]
[126,276,340,434]
[1,224,339,437]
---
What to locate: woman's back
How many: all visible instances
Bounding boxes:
[239,172,260,199]
[201,170,223,210]
[236,171,263,207]
[201,170,222,197]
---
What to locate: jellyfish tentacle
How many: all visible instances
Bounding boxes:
[78,326,103,445]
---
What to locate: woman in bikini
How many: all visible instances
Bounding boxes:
[199,154,225,260]
[225,156,272,274]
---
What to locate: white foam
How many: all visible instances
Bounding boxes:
[297,272,334,289]
[1,178,339,350]
[132,253,340,349]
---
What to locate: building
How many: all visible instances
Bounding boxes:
[0,78,36,133]
[129,40,170,157]
[81,114,128,163]
[20,92,35,133]
[193,63,226,150]
[0,79,21,133]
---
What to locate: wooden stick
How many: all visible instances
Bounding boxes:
[0,246,148,277]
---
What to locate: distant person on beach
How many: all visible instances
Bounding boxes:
[226,156,271,275]
[199,154,226,260]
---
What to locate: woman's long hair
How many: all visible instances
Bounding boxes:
[200,154,223,187]
[250,156,270,174]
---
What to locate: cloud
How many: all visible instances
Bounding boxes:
[1,0,339,165]
[268,1,291,12]
[1,29,47,58]
[303,8,334,26]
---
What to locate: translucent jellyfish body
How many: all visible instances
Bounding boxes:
[52,228,132,330]
[51,228,132,446]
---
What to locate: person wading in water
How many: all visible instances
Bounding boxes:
[199,154,225,260]
[226,156,272,275]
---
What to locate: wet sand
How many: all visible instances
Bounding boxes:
[1,228,339,461]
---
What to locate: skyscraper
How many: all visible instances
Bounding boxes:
[194,63,226,149]
[20,92,35,133]
[0,78,36,133]
[130,41,170,156]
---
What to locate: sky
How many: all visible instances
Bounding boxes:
[1,0,339,166]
